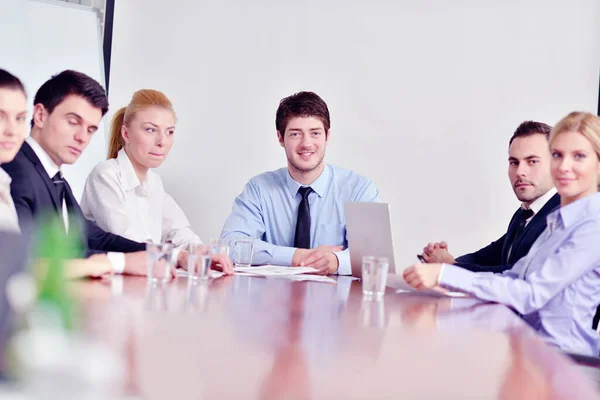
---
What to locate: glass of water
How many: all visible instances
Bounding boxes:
[147,242,174,285]
[362,256,389,299]
[187,244,212,281]
[232,237,254,267]
[209,238,230,257]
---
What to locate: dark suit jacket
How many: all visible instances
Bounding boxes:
[455,193,561,273]
[3,142,145,257]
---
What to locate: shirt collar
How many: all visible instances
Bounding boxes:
[285,164,330,198]
[116,148,143,191]
[522,187,557,215]
[25,136,60,179]
[0,167,11,188]
[553,192,600,229]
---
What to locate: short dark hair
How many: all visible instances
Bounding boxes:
[509,121,552,145]
[0,69,26,95]
[31,70,108,127]
[275,91,330,136]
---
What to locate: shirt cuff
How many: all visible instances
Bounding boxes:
[438,263,446,283]
[271,245,296,266]
[107,252,126,274]
[438,263,476,291]
[334,250,351,275]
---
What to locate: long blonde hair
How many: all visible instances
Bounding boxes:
[107,89,175,159]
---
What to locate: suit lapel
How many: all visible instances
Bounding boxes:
[21,142,62,212]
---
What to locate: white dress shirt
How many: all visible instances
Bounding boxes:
[80,148,201,248]
[26,137,125,273]
[521,187,558,225]
[0,167,20,233]
[25,137,69,232]
[506,187,557,259]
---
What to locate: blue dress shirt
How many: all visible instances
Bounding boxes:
[440,192,600,356]
[221,164,379,274]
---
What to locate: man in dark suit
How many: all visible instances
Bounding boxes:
[3,70,150,275]
[421,121,560,274]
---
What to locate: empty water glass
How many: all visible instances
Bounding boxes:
[187,244,212,281]
[362,256,389,299]
[233,237,254,267]
[147,242,174,285]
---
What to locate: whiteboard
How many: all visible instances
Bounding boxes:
[0,0,106,201]
[108,0,600,268]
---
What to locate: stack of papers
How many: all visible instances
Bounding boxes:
[234,265,318,276]
[273,275,336,284]
[233,265,336,284]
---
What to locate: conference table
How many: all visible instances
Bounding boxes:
[69,274,599,399]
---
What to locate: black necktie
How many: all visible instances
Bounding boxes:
[294,186,313,249]
[52,172,66,205]
[511,208,534,247]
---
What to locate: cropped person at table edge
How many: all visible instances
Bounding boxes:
[2,70,153,277]
[0,69,120,279]
[221,91,379,275]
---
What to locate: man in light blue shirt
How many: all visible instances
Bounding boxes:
[221,91,379,275]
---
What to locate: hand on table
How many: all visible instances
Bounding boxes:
[403,263,444,291]
[421,241,456,264]
[291,245,343,275]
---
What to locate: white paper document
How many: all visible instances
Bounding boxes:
[176,270,225,279]
[268,274,337,284]
[233,265,318,276]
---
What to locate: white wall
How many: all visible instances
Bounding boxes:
[109,0,600,268]
[1,0,106,200]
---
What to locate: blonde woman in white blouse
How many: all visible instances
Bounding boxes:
[81,89,233,273]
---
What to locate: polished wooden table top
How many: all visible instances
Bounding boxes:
[71,275,599,400]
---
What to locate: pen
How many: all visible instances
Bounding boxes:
[417,254,426,263]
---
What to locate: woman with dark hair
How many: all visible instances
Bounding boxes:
[0,69,28,233]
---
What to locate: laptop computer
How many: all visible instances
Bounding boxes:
[344,202,398,279]
[345,202,469,297]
